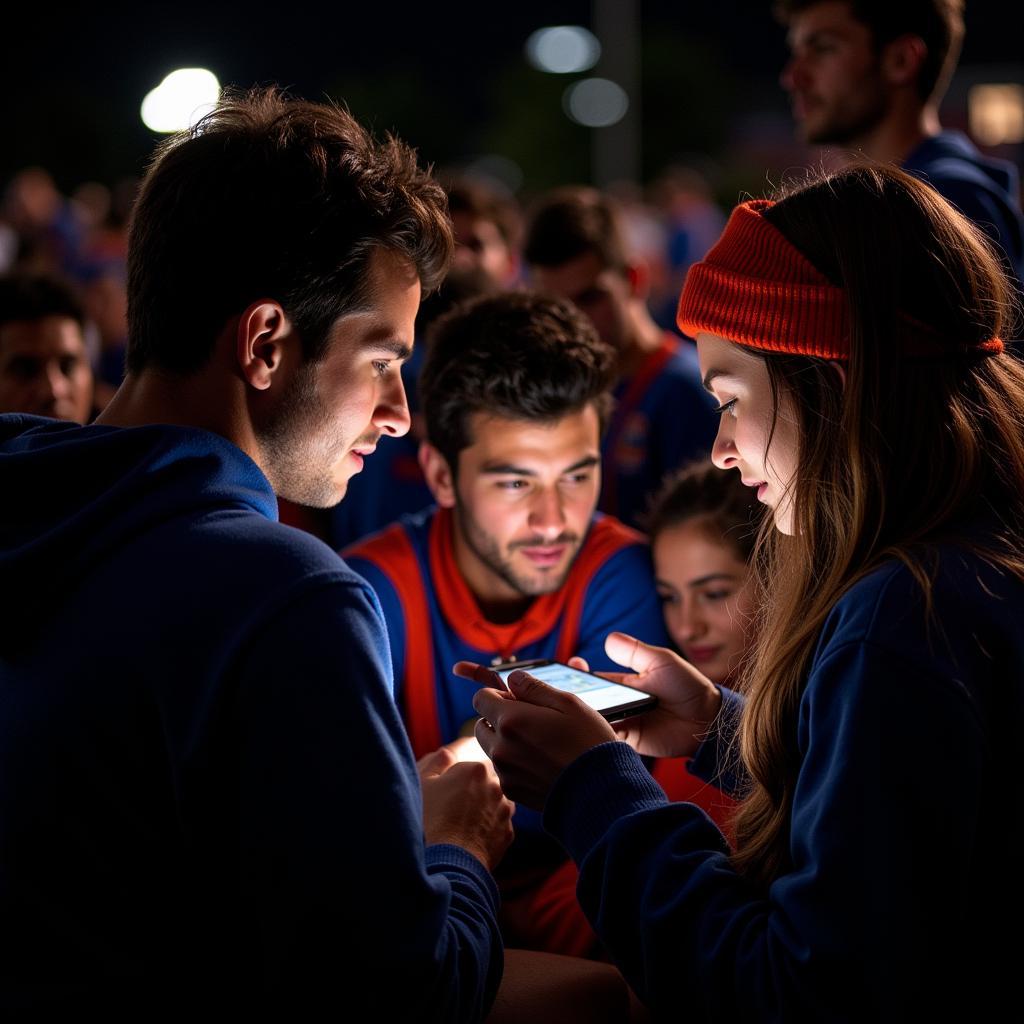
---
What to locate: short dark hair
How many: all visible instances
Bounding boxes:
[523,187,630,272]
[774,0,965,102]
[0,273,85,332]
[446,178,522,250]
[126,87,452,375]
[645,459,763,563]
[420,290,615,468]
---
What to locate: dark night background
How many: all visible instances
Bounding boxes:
[2,1,1020,203]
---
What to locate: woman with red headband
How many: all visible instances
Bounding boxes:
[463,164,1024,1020]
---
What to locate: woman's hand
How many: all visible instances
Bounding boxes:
[596,632,723,759]
[455,662,618,810]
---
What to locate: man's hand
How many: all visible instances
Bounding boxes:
[458,662,619,810]
[418,743,515,871]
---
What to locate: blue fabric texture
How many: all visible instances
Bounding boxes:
[904,129,1024,287]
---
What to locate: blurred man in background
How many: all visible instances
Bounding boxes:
[778,0,1023,283]
[0,272,94,422]
[448,177,522,289]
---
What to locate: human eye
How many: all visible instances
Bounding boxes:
[371,359,391,378]
[809,33,839,55]
[496,478,529,491]
[563,470,593,485]
[714,398,737,417]
[655,586,677,605]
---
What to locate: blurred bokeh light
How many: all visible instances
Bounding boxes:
[525,26,601,74]
[141,69,221,134]
[564,78,629,128]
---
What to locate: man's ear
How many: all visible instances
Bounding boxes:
[236,300,293,391]
[882,34,928,89]
[419,441,457,508]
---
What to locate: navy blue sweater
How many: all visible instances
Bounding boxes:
[0,415,502,1018]
[545,546,1024,1022]
[904,130,1024,287]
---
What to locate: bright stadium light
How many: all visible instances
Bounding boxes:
[969,84,1024,146]
[525,25,601,74]
[563,77,629,128]
[141,68,221,133]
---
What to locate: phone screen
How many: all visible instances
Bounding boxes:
[493,661,655,720]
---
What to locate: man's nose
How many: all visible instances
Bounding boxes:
[374,375,412,438]
[528,487,567,540]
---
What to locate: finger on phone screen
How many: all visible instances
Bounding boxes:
[453,660,509,691]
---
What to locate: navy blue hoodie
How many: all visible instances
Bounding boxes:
[0,414,502,1018]
[904,129,1024,287]
[545,544,1024,1022]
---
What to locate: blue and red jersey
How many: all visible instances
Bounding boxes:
[345,504,735,958]
[344,505,670,756]
[601,333,718,528]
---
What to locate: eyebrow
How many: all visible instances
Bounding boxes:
[701,368,735,394]
[687,573,742,588]
[365,337,413,362]
[480,454,601,477]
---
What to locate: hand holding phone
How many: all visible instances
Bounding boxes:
[457,658,637,810]
[489,658,657,722]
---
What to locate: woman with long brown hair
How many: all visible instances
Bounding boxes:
[464,163,1024,1020]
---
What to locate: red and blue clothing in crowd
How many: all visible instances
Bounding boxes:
[344,505,670,954]
[600,333,718,529]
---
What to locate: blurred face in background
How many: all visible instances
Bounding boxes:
[0,315,93,422]
[653,518,755,684]
[780,0,889,146]
[531,250,634,355]
[451,211,517,288]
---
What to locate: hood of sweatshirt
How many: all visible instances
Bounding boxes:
[0,414,277,644]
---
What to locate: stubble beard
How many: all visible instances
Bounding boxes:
[799,77,889,148]
[257,362,345,508]
[455,502,582,598]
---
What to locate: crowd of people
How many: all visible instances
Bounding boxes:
[2,2,1023,1021]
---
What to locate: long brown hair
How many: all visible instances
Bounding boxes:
[729,164,1024,885]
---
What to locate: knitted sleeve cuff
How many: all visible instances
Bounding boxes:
[543,741,668,865]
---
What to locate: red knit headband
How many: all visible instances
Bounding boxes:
[676,199,1004,359]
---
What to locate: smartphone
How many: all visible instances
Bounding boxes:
[490,659,657,722]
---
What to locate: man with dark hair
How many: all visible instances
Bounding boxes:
[447,178,522,289]
[345,291,669,956]
[778,0,1024,282]
[0,89,515,1019]
[0,272,94,422]
[523,187,718,529]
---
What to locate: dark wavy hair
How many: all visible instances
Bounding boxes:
[728,164,1024,887]
[420,290,615,470]
[126,87,452,375]
[645,459,762,563]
